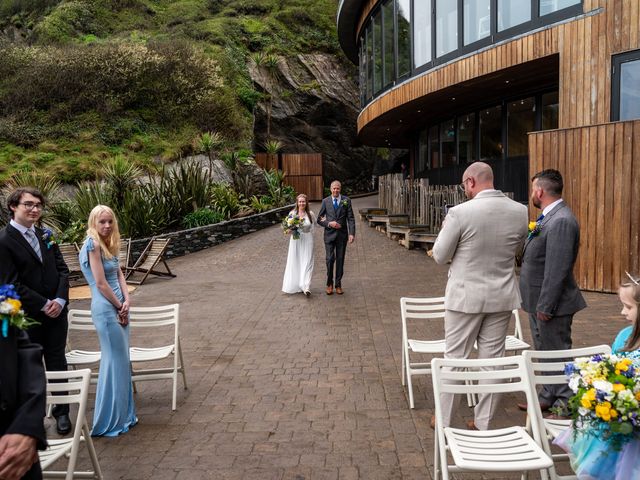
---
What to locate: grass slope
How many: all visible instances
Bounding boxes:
[0,0,341,182]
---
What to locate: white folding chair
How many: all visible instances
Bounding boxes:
[39,369,103,480]
[65,310,101,379]
[431,356,553,480]
[505,309,530,352]
[129,304,187,411]
[523,345,612,480]
[400,297,447,409]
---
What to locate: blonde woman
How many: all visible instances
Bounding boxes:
[79,205,137,436]
[282,193,315,295]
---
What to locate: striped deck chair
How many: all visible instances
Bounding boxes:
[59,243,86,286]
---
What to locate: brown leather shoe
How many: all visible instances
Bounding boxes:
[430,415,436,430]
[326,285,334,295]
[517,401,551,412]
[335,287,344,295]
[466,420,479,431]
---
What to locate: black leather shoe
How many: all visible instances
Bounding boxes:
[56,414,72,435]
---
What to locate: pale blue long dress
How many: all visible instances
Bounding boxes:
[79,237,137,436]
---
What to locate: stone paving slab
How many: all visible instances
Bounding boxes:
[56,195,623,479]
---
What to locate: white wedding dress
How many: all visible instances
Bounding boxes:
[282,212,314,294]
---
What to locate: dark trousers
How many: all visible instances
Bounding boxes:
[27,315,69,416]
[22,461,43,480]
[325,235,347,287]
[528,312,574,407]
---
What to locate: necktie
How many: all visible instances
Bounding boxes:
[333,198,338,210]
[25,229,42,261]
[536,213,545,222]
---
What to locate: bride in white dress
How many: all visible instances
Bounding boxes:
[282,193,315,295]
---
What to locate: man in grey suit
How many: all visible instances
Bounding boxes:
[519,169,586,413]
[432,162,528,430]
[317,180,355,295]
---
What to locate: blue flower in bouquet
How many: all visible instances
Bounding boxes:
[281,213,303,240]
[0,284,39,338]
[41,228,57,249]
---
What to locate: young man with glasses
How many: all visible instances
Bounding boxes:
[0,187,72,436]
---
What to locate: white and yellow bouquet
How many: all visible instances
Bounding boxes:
[0,284,38,338]
[281,213,303,240]
[565,353,640,448]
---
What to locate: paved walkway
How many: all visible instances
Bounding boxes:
[63,195,622,479]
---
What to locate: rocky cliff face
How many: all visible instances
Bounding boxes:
[249,53,383,193]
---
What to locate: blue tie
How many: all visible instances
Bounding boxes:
[537,213,545,222]
[333,198,338,210]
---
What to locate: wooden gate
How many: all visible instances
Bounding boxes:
[255,153,324,201]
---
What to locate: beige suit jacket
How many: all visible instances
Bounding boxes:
[432,190,528,313]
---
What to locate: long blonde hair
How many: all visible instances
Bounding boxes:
[86,205,120,259]
[620,272,640,352]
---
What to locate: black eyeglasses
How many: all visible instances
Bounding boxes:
[19,202,45,211]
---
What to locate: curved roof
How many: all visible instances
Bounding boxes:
[337,0,366,64]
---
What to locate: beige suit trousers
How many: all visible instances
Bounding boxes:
[439,310,511,430]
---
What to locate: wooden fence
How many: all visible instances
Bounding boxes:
[378,174,466,233]
[255,153,323,201]
[529,120,640,293]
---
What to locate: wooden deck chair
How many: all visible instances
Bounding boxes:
[59,243,86,286]
[118,237,131,274]
[129,304,187,410]
[126,238,175,285]
[39,369,103,480]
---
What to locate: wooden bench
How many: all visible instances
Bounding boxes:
[366,213,410,230]
[385,223,430,239]
[399,232,438,250]
[358,208,387,220]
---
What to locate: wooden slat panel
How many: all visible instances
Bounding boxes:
[281,154,323,176]
[284,175,323,201]
[529,120,640,292]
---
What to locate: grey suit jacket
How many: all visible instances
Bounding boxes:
[432,190,528,313]
[519,200,586,316]
[317,195,356,242]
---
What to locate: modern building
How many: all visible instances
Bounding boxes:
[337,0,640,292]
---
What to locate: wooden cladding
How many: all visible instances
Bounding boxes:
[254,153,324,201]
[528,120,640,293]
[358,0,640,134]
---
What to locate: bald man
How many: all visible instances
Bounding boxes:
[432,162,528,430]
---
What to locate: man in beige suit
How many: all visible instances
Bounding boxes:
[432,162,528,430]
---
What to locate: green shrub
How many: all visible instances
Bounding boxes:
[0,0,60,17]
[33,1,101,43]
[58,218,86,244]
[182,207,224,228]
[210,182,239,219]
[250,195,272,213]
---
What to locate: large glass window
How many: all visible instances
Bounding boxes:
[613,51,640,121]
[436,0,457,57]
[440,119,456,166]
[373,11,383,94]
[396,0,411,77]
[429,125,440,168]
[480,105,503,161]
[383,0,394,88]
[458,113,476,164]
[507,97,535,157]
[498,0,531,31]
[414,0,432,68]
[366,25,373,100]
[418,127,429,175]
[464,0,491,46]
[540,0,581,16]
[542,91,559,130]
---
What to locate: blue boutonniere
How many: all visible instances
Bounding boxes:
[41,228,57,249]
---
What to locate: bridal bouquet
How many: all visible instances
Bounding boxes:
[565,353,640,448]
[0,284,38,338]
[282,213,302,240]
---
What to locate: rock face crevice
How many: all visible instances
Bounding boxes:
[249,53,380,193]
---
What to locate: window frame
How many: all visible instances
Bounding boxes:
[611,49,640,122]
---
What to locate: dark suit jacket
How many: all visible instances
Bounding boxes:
[0,224,69,321]
[0,328,47,449]
[317,195,356,242]
[519,200,587,316]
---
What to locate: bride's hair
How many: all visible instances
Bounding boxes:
[620,272,640,352]
[293,193,314,223]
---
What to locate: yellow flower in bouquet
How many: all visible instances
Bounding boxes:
[0,284,39,338]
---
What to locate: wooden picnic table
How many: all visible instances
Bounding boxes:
[385,223,430,239]
[366,213,410,229]
[399,231,438,250]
